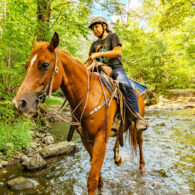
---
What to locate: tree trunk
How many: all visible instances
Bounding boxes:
[36,0,51,41]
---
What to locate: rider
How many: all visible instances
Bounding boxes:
[88,16,148,132]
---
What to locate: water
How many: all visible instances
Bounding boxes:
[0,109,194,195]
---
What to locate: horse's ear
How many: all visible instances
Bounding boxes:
[49,32,59,52]
[33,40,39,47]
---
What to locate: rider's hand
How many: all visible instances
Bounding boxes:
[90,53,100,60]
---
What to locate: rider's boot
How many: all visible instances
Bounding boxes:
[118,82,149,132]
[135,113,149,132]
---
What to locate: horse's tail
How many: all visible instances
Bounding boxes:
[127,93,145,155]
[128,122,138,155]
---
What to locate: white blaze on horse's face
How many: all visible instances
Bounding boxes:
[15,54,38,96]
[13,54,38,112]
[30,54,37,70]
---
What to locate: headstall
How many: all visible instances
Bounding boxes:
[38,50,58,103]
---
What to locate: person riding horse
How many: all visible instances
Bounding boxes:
[88,16,148,132]
[14,31,147,194]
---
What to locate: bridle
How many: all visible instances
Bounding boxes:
[37,50,58,103]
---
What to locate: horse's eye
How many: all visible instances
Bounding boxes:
[40,62,49,70]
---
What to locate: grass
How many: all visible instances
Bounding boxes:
[0,100,35,158]
[44,96,65,106]
[0,118,34,158]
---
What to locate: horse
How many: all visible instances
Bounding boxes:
[13,32,146,195]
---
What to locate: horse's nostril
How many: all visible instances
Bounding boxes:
[19,99,27,109]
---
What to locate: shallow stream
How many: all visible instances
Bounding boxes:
[0,108,194,195]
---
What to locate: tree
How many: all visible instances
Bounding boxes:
[0,0,93,99]
[36,0,51,41]
[111,0,194,92]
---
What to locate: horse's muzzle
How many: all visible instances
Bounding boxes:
[13,93,39,116]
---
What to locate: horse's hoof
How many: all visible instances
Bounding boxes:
[140,165,146,173]
[98,176,103,189]
[115,157,122,166]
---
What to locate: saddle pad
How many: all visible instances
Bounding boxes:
[129,78,147,96]
[94,72,147,97]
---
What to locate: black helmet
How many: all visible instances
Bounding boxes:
[88,16,109,29]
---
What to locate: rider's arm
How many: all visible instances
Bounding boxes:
[89,46,121,60]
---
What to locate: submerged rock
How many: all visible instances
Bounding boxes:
[7,176,39,190]
[39,141,78,158]
[1,161,8,167]
[155,169,169,177]
[22,154,47,170]
[158,122,166,126]
[44,135,55,145]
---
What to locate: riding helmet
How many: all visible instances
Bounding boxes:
[88,16,109,29]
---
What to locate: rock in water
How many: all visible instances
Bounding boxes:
[44,135,55,145]
[1,161,8,167]
[158,122,166,126]
[39,141,78,158]
[22,154,47,170]
[7,176,38,190]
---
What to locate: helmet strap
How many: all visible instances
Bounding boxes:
[98,23,105,39]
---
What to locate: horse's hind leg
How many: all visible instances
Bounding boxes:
[137,132,146,172]
[113,136,122,166]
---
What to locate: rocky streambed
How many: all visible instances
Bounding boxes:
[0,94,194,194]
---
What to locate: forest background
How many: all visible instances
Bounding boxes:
[0,0,194,157]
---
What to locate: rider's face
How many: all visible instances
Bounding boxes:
[92,24,105,37]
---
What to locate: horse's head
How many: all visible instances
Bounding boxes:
[13,32,63,117]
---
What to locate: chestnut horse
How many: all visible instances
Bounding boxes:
[13,32,145,195]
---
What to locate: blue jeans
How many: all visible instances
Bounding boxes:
[112,68,140,113]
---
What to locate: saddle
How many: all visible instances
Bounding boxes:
[86,60,141,96]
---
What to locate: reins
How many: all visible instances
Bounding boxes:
[99,74,109,142]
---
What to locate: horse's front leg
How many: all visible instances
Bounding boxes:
[80,130,103,190]
[87,130,107,195]
[113,136,122,166]
[80,134,93,161]
[137,132,146,172]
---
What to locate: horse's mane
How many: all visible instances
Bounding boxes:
[30,41,50,56]
[59,49,86,68]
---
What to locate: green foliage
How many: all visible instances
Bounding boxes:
[44,96,65,106]
[159,0,194,31]
[0,0,37,98]
[0,101,15,124]
[112,0,195,93]
[0,100,33,157]
[0,118,33,158]
[0,0,194,101]
[50,0,92,58]
[0,0,92,101]
[99,0,126,17]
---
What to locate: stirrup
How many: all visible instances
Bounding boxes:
[135,113,149,132]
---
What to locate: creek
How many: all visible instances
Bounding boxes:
[0,108,194,195]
